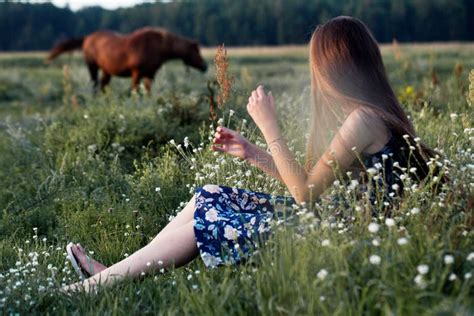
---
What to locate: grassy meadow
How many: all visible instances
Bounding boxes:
[0,43,473,314]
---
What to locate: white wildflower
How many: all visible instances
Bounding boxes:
[385,218,396,227]
[368,222,380,234]
[417,264,429,275]
[448,273,457,281]
[367,168,377,176]
[397,237,408,245]
[317,269,328,280]
[349,180,359,190]
[369,255,381,265]
[410,208,420,215]
[467,252,474,262]
[414,274,427,289]
[444,255,454,265]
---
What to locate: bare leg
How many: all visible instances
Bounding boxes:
[64,220,198,293]
[70,196,197,275]
[154,196,196,238]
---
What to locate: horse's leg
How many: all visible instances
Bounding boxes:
[87,62,99,92]
[144,77,153,95]
[100,72,111,92]
[131,69,142,92]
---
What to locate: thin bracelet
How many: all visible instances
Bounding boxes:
[267,136,285,147]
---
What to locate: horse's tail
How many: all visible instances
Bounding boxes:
[46,37,84,62]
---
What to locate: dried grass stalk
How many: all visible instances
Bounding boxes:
[214,44,234,110]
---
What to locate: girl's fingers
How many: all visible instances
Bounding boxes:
[218,126,239,137]
[251,90,258,100]
[215,131,231,140]
[256,85,265,98]
[211,144,226,152]
[213,137,226,145]
[214,131,228,140]
[213,133,234,144]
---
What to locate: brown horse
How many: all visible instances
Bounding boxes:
[47,27,207,93]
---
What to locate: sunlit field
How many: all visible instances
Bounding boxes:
[0,43,473,314]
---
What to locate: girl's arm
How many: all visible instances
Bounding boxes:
[245,142,283,181]
[212,126,282,181]
[247,86,375,203]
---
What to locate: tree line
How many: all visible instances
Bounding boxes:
[0,0,473,51]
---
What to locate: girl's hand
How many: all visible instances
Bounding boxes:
[212,126,253,160]
[247,85,280,140]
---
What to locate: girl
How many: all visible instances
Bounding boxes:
[64,16,434,293]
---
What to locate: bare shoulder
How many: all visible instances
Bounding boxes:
[341,108,375,132]
[339,107,389,154]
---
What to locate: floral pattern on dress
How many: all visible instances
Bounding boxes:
[193,185,294,268]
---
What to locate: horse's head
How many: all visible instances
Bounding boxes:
[183,41,207,72]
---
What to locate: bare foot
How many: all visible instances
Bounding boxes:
[71,244,108,276]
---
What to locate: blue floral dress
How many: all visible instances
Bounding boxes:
[193,134,414,268]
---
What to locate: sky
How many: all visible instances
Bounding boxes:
[21,0,155,11]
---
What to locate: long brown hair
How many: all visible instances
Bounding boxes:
[306,16,434,174]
